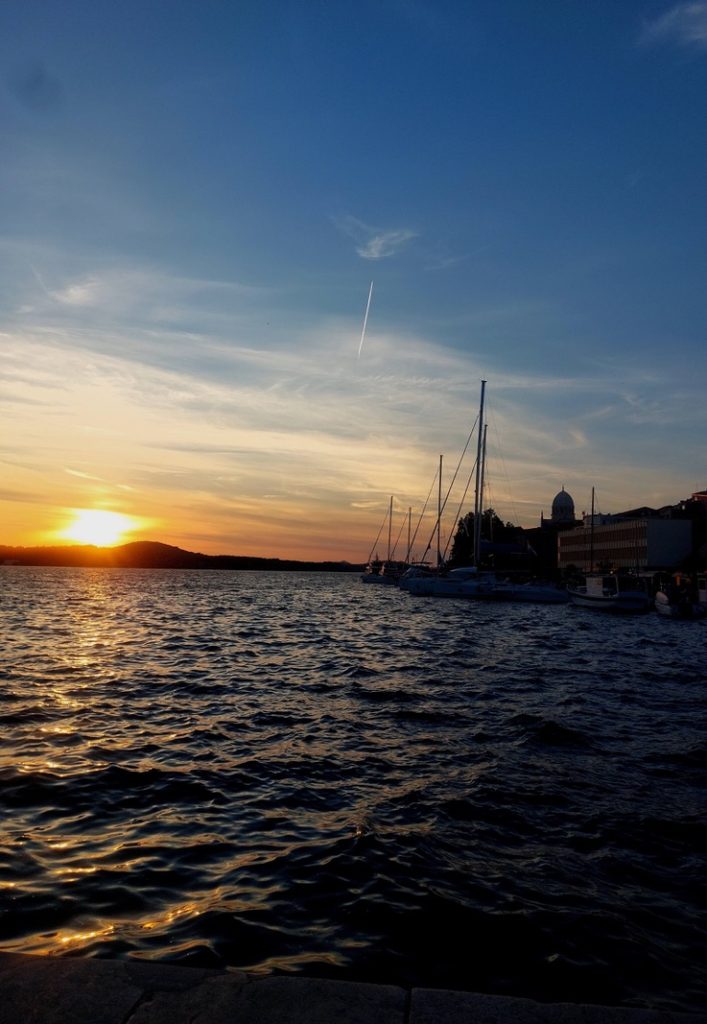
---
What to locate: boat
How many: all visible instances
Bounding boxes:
[654,573,707,619]
[403,564,500,598]
[361,558,408,585]
[397,562,435,591]
[403,566,569,603]
[405,384,488,598]
[404,383,569,605]
[361,497,406,584]
[399,453,449,592]
[567,572,652,613]
[566,487,651,613]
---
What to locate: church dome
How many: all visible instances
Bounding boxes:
[551,487,575,523]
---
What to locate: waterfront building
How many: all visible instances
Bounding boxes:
[525,488,581,573]
[557,517,693,571]
[540,487,578,527]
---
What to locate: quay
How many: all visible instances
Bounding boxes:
[0,953,701,1024]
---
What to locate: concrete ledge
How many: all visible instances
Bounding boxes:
[408,988,702,1024]
[0,953,701,1024]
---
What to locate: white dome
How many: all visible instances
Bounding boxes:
[551,487,575,523]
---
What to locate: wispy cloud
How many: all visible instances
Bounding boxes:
[42,266,263,314]
[3,255,706,554]
[334,215,417,260]
[51,278,101,307]
[639,2,707,49]
[64,467,104,481]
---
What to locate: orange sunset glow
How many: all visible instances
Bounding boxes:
[1,3,704,566]
[59,510,141,547]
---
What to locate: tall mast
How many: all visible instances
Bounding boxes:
[387,495,393,563]
[437,454,443,569]
[406,506,412,564]
[478,422,488,551]
[589,486,595,573]
[473,380,487,566]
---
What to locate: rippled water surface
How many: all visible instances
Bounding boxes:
[1,567,705,1011]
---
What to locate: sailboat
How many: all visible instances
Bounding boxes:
[361,496,396,584]
[399,454,450,593]
[566,489,652,612]
[443,436,567,601]
[360,497,410,584]
[404,383,569,603]
[403,382,501,598]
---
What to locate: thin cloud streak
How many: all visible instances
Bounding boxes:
[639,2,707,49]
[2,303,705,559]
[334,215,417,260]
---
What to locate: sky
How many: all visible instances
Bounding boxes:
[1,1,706,561]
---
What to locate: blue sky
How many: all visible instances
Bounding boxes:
[1,1,706,558]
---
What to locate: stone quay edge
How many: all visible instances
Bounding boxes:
[0,953,702,1024]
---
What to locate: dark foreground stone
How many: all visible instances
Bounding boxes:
[0,953,700,1024]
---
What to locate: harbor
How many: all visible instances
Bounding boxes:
[1,567,704,1013]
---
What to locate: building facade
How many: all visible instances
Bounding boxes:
[557,518,693,571]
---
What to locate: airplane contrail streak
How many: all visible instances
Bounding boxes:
[357,280,374,359]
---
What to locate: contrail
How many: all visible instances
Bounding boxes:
[357,280,374,359]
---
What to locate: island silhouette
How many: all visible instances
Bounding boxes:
[0,540,360,572]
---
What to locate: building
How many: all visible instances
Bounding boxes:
[557,518,693,571]
[526,488,581,573]
[540,487,577,527]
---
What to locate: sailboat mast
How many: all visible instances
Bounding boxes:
[478,423,488,551]
[589,486,595,574]
[387,495,393,563]
[473,380,487,565]
[406,506,412,563]
[437,454,443,568]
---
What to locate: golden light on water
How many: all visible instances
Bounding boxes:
[59,923,116,947]
[59,509,139,546]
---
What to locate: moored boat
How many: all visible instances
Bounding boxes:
[361,559,408,585]
[403,565,500,598]
[361,496,409,584]
[654,573,707,618]
[567,572,652,613]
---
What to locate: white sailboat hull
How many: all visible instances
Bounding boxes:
[568,574,652,613]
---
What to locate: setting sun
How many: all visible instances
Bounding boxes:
[60,510,138,547]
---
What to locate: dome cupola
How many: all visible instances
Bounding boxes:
[551,487,575,524]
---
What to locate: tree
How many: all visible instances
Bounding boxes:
[449,508,519,564]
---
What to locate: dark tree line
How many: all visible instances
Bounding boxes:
[449,509,524,565]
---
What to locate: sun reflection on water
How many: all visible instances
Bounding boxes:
[138,900,200,932]
[59,923,116,947]
[3,568,705,1010]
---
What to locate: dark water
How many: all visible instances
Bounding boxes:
[1,567,705,1011]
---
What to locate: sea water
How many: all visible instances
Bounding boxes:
[0,567,705,1011]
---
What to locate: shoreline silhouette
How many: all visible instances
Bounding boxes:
[0,540,361,572]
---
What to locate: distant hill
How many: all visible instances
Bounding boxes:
[0,540,361,572]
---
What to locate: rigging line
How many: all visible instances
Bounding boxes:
[487,403,521,528]
[442,454,479,562]
[441,414,479,513]
[389,506,408,559]
[407,463,439,560]
[365,504,389,564]
[422,411,481,565]
[424,411,479,565]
